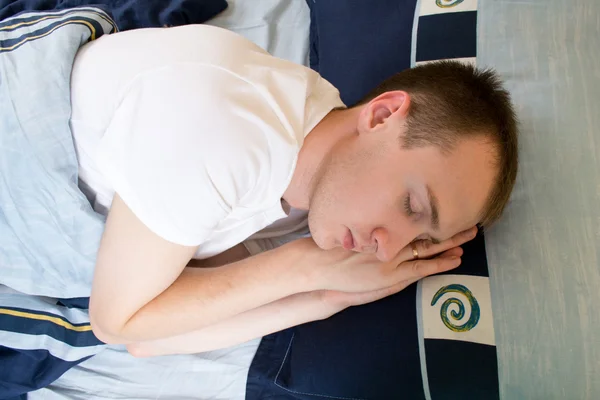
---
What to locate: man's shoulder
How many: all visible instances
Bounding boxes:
[80,25,271,70]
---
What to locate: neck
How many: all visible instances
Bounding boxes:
[282,106,362,210]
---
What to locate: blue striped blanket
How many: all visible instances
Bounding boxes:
[0,8,115,398]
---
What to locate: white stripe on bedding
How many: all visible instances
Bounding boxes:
[0,286,92,325]
[0,7,115,40]
[0,330,103,362]
[410,0,421,67]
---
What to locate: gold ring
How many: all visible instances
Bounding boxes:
[411,242,419,260]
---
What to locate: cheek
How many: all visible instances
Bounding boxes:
[314,154,396,221]
[346,189,398,227]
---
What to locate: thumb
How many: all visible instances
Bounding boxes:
[403,251,462,280]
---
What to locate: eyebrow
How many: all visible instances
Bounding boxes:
[426,185,441,243]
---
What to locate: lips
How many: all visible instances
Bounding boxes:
[342,228,355,250]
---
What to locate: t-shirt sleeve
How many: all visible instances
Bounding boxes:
[95,66,273,246]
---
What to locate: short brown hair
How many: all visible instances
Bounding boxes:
[358,60,519,227]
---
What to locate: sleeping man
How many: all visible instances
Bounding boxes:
[69,24,518,355]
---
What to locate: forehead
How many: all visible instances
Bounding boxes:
[404,139,497,234]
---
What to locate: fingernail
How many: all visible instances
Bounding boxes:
[450,256,462,265]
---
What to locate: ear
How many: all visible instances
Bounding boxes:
[358,91,411,133]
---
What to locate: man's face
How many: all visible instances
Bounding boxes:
[307,95,497,262]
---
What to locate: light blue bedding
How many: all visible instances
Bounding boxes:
[0,8,116,299]
[0,8,117,397]
[479,1,600,398]
[29,1,310,399]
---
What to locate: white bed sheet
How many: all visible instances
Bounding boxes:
[28,1,311,399]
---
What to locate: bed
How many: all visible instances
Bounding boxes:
[8,1,310,399]
[3,0,599,399]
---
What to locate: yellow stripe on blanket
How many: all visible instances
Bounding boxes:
[0,308,93,332]
[0,20,97,50]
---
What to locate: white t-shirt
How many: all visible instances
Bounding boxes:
[70,25,345,258]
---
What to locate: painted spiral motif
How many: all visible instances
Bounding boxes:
[436,0,465,8]
[430,284,480,332]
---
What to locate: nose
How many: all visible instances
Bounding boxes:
[372,226,415,262]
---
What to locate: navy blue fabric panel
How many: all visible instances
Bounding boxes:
[307,0,418,106]
[0,308,101,347]
[247,285,425,400]
[0,346,90,399]
[442,230,489,277]
[307,2,319,73]
[0,0,228,30]
[246,329,297,400]
[108,0,228,30]
[425,340,499,400]
[56,297,89,309]
[416,11,477,62]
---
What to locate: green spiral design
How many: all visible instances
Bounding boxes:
[436,0,465,8]
[431,284,480,332]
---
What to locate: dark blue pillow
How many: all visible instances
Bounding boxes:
[307,0,478,107]
[307,0,417,106]
[247,1,497,399]
[247,234,499,400]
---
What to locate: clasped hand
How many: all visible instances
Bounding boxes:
[295,226,478,310]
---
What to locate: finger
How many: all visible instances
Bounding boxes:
[437,247,463,259]
[402,255,463,280]
[396,226,477,262]
[399,249,463,288]
[348,250,463,306]
[388,249,463,294]
[348,279,413,306]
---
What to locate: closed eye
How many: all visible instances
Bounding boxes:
[406,194,441,244]
[404,195,415,217]
[414,233,441,245]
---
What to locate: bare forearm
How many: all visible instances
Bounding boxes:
[127,290,340,357]
[110,243,313,343]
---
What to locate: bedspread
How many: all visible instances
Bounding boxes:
[0,7,115,299]
[0,0,228,31]
[0,7,115,398]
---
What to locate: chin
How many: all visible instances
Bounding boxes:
[307,217,337,250]
[322,241,338,251]
[312,236,331,250]
[308,229,333,250]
